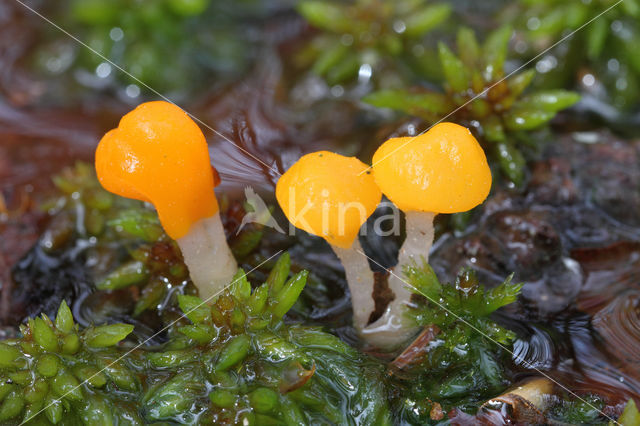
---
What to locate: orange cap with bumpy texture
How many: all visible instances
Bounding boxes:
[372,122,491,213]
[95,101,219,240]
[276,151,381,249]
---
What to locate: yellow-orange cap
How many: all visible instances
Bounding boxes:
[95,101,219,240]
[372,122,491,213]
[275,151,381,249]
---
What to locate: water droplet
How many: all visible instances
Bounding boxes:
[96,62,111,78]
[527,17,541,31]
[330,85,344,97]
[611,20,623,33]
[125,84,141,98]
[393,20,406,34]
[514,40,528,54]
[535,55,557,73]
[582,73,595,87]
[607,58,620,72]
[358,63,372,84]
[46,58,62,73]
[616,77,627,90]
[535,61,548,73]
[109,27,124,42]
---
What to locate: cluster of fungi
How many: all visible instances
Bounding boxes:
[96,101,491,348]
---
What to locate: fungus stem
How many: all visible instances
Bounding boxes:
[396,211,435,277]
[361,211,434,348]
[177,213,237,301]
[331,239,376,330]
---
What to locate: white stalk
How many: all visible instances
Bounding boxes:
[177,213,238,301]
[395,211,435,280]
[362,211,435,348]
[331,238,376,331]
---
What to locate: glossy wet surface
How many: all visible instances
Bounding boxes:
[1,0,640,422]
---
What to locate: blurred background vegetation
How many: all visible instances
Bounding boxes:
[21,0,639,186]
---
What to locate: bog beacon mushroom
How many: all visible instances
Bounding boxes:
[369,122,492,346]
[275,151,381,330]
[95,101,237,300]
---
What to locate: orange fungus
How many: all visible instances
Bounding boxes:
[276,151,381,249]
[372,122,491,214]
[95,101,219,240]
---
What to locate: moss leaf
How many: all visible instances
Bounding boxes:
[404,3,451,38]
[296,1,351,33]
[84,324,134,348]
[438,42,468,92]
[177,294,211,324]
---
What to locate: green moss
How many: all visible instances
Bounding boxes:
[0,301,141,424]
[143,254,390,424]
[392,264,523,421]
[38,163,264,319]
[548,394,608,425]
[296,0,451,85]
[506,0,640,109]
[31,0,253,97]
[1,255,390,424]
